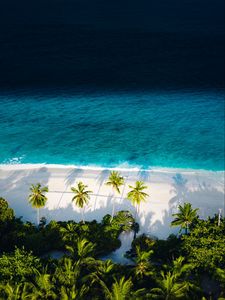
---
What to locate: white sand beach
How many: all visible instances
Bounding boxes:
[0,164,224,239]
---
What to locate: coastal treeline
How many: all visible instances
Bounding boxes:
[28,171,149,225]
[0,172,225,299]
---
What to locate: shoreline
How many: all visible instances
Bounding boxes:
[1,163,224,173]
[0,164,224,239]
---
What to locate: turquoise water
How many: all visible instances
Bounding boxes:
[0,89,224,170]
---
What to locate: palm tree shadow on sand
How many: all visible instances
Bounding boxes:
[138,169,151,183]
[65,168,84,187]
[0,167,51,223]
[93,169,110,210]
[42,194,113,223]
[54,168,85,209]
[170,173,188,205]
[4,169,223,239]
[169,173,224,221]
[137,209,155,236]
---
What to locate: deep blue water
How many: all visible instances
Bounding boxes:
[0,0,224,170]
[0,89,224,170]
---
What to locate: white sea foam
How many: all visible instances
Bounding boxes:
[3,156,26,165]
[0,163,223,174]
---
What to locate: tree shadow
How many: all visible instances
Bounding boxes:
[141,172,224,239]
[138,209,155,234]
[138,169,151,183]
[173,173,188,186]
[150,207,179,239]
[65,168,84,187]
[42,194,112,223]
[0,167,51,222]
[54,168,84,210]
[170,173,189,206]
[42,190,136,224]
[87,194,114,221]
[96,169,110,186]
[169,172,224,221]
[1,168,224,240]
[93,169,110,210]
[185,187,224,219]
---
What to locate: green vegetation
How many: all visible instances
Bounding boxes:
[182,217,225,270]
[171,202,199,234]
[28,183,49,225]
[127,181,149,218]
[106,171,124,220]
[0,194,225,299]
[71,182,92,223]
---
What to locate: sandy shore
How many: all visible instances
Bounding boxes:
[0,164,224,239]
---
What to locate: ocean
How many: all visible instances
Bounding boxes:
[0,89,224,170]
[0,0,224,170]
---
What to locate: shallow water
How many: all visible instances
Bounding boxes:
[101,231,134,265]
[0,89,224,170]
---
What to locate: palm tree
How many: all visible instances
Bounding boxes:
[0,282,33,300]
[65,238,95,264]
[106,171,124,221]
[111,211,135,232]
[216,267,225,297]
[132,246,154,279]
[28,183,48,225]
[171,202,199,235]
[71,182,92,223]
[95,259,114,279]
[30,271,57,299]
[148,271,190,299]
[98,276,134,300]
[54,258,81,287]
[60,222,78,244]
[127,181,149,218]
[76,238,95,262]
[60,285,89,300]
[171,256,193,279]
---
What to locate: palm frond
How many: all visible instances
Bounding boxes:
[105,171,124,195]
[71,181,92,209]
[127,181,149,207]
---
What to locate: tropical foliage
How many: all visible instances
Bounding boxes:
[28,183,49,225]
[171,202,199,234]
[106,171,124,220]
[127,181,149,217]
[147,270,191,299]
[71,181,92,223]
[182,216,225,270]
[0,197,14,223]
[131,245,154,279]
[0,198,225,299]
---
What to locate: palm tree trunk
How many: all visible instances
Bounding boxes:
[110,189,115,223]
[37,208,39,226]
[135,204,139,220]
[82,208,85,224]
[111,200,115,223]
[185,224,188,235]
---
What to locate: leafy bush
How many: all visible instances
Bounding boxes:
[0,247,40,283]
[182,217,225,271]
[131,234,155,252]
[0,197,14,222]
[152,234,183,263]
